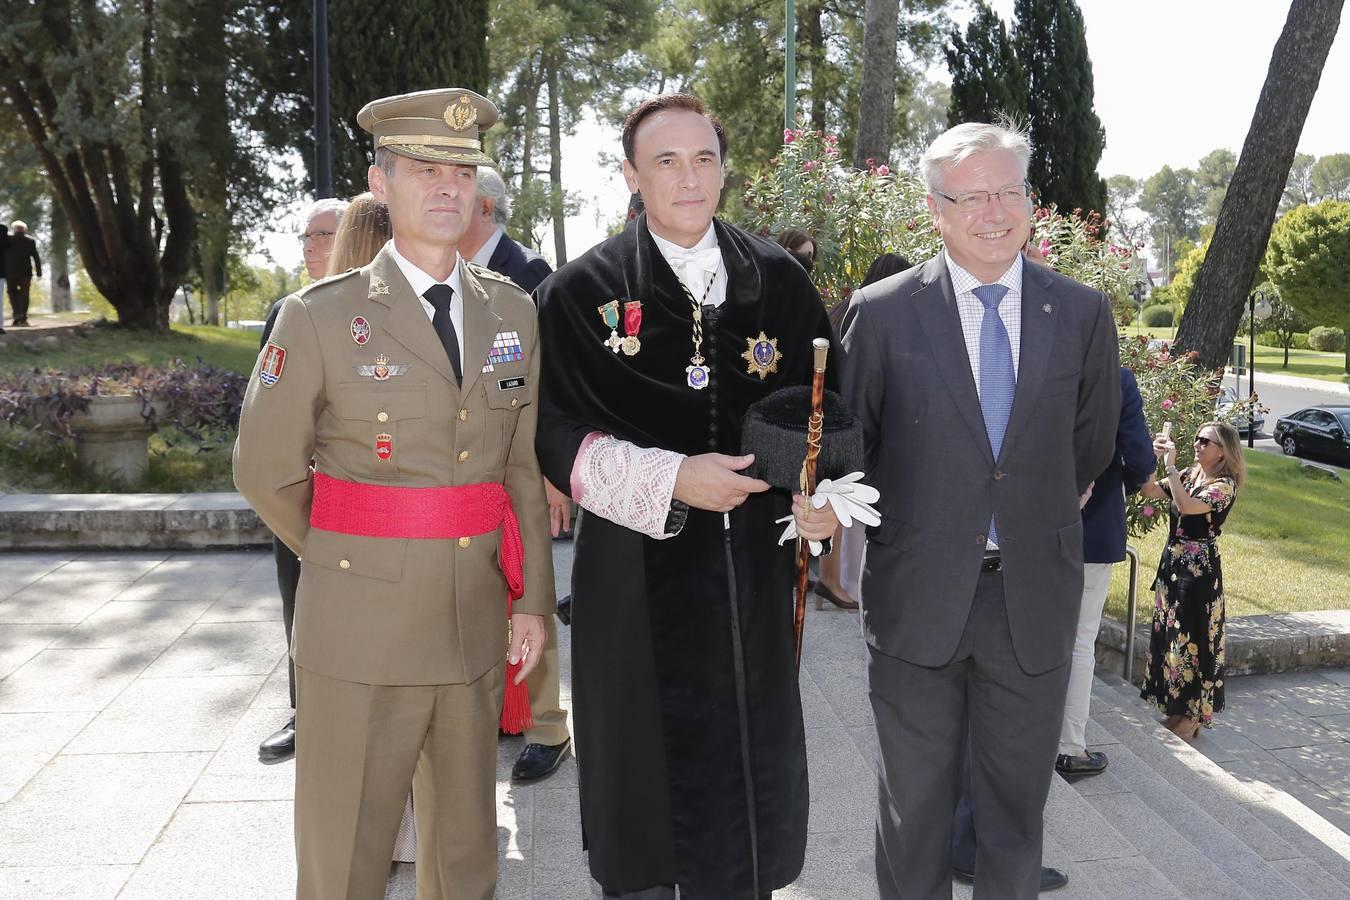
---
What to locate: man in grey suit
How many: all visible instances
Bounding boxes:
[840,121,1119,899]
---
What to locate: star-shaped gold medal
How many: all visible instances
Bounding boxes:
[742,331,783,379]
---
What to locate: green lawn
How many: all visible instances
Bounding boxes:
[0,323,262,376]
[1117,324,1347,384]
[1105,450,1350,623]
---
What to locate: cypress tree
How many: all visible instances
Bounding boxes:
[945,1,1027,128]
[1013,0,1107,217]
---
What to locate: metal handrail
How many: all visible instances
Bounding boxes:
[1123,544,1140,682]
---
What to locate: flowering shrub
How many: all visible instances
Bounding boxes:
[742,126,1138,312]
[1119,336,1262,538]
[742,126,941,306]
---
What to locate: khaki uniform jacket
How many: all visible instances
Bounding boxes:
[234,244,555,686]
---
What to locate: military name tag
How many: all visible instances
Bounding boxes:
[498,376,526,391]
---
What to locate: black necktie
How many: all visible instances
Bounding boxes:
[424,284,462,383]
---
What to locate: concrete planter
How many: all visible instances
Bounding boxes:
[67,395,155,484]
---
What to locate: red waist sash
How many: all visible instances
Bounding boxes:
[310,471,523,601]
[309,471,531,731]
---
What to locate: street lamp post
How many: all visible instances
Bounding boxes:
[1248,289,1273,448]
[784,0,796,130]
[314,0,332,200]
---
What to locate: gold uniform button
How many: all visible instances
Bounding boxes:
[458,536,472,548]
[339,559,351,570]
[376,411,389,423]
[458,450,470,463]
[510,397,519,408]
[459,409,469,421]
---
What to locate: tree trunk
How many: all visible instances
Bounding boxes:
[1174,0,1345,369]
[545,53,567,266]
[49,198,72,312]
[852,0,899,169]
[512,56,541,245]
[800,2,827,131]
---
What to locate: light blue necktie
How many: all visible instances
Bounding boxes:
[974,283,1013,546]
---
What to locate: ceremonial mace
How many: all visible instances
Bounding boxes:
[794,337,830,667]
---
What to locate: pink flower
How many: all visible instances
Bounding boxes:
[1161,398,1174,410]
[825,147,839,158]
[865,157,876,167]
[1142,505,1155,517]
[876,164,890,176]
[1038,239,1052,257]
[803,160,817,171]
[784,130,795,144]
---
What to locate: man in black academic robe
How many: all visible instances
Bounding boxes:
[535,94,837,900]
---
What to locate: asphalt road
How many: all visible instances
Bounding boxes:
[1225,369,1350,472]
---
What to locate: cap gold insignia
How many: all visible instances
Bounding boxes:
[742,331,782,379]
[445,96,478,131]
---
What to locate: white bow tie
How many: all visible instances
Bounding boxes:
[667,246,722,275]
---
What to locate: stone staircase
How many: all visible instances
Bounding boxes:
[948,674,1350,900]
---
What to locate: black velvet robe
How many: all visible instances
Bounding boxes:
[535,215,836,897]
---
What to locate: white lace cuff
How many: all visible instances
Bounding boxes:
[571,432,686,540]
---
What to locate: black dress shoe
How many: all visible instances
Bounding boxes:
[951,865,1069,893]
[511,738,571,782]
[1055,750,1109,777]
[259,715,296,761]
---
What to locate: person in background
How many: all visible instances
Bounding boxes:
[828,252,912,608]
[4,220,42,327]
[1055,366,1155,776]
[0,223,8,334]
[256,195,350,764]
[774,228,816,273]
[456,166,572,783]
[1138,421,1244,741]
[458,167,553,293]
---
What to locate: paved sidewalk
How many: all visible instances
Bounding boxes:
[4,546,1350,898]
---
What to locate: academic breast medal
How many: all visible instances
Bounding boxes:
[686,306,710,390]
[597,300,623,353]
[742,331,783,380]
[621,300,643,356]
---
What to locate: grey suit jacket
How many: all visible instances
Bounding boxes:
[840,253,1119,675]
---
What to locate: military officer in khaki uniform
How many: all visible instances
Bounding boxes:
[234,88,555,900]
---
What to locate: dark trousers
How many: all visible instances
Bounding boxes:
[273,536,300,709]
[870,570,1069,900]
[7,278,31,323]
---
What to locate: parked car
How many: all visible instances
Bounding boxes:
[1273,405,1350,467]
[1216,386,1264,437]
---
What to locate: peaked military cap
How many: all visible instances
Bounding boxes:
[357,88,498,167]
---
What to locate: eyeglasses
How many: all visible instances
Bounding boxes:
[1194,436,1214,448]
[935,182,1031,213]
[299,230,337,245]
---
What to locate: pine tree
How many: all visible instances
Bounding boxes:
[1013,0,1107,217]
[945,1,1026,128]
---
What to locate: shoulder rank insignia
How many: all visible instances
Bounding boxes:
[259,342,286,387]
[355,354,409,381]
[742,331,782,379]
[369,277,391,297]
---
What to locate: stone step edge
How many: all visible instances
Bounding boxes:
[1093,676,1350,888]
[1096,613,1350,679]
[0,504,269,551]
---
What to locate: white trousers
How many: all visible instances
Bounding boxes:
[839,522,867,599]
[1058,562,1114,757]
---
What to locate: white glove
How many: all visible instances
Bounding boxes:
[774,472,881,556]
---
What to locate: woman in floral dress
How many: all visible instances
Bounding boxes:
[1138,421,1245,741]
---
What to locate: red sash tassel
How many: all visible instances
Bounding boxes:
[310,472,533,733]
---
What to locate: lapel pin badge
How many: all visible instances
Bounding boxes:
[1042,304,1053,314]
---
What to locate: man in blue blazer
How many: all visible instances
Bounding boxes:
[1057,366,1155,774]
[841,121,1119,899]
